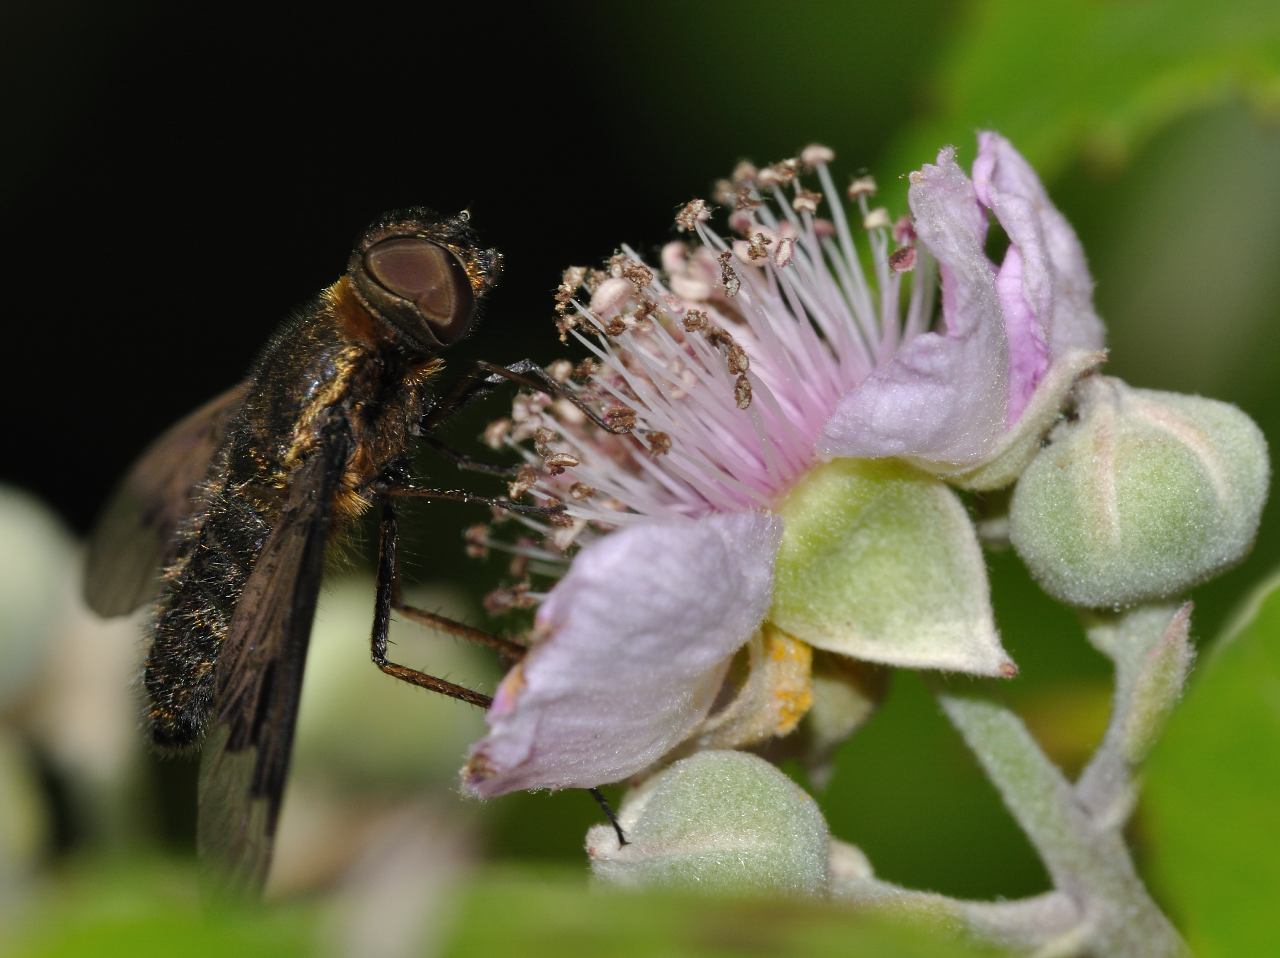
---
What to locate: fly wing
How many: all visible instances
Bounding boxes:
[84,384,251,616]
[196,420,352,897]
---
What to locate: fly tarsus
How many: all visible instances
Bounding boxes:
[369,500,509,708]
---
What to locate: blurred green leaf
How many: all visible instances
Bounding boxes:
[447,867,999,958]
[4,858,314,958]
[1145,571,1280,956]
[4,859,998,958]
[885,0,1280,184]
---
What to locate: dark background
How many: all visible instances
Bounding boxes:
[1,4,954,538]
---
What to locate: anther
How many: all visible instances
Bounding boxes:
[646,431,672,456]
[508,464,539,499]
[893,215,916,246]
[717,251,741,297]
[747,232,772,261]
[484,582,539,615]
[633,299,656,323]
[704,325,732,348]
[863,208,892,230]
[847,175,877,200]
[622,261,654,290]
[464,524,489,559]
[734,374,753,410]
[889,247,916,272]
[544,506,574,527]
[727,210,755,234]
[792,189,822,214]
[544,453,580,476]
[675,199,710,232]
[734,186,762,211]
[605,405,637,432]
[551,517,586,552]
[683,309,708,332]
[731,160,758,186]
[584,268,607,293]
[800,144,835,168]
[484,417,512,450]
[759,158,798,187]
[773,236,796,269]
[590,276,633,317]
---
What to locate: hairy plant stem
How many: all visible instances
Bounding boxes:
[828,842,1084,954]
[829,605,1194,955]
[1076,603,1194,828]
[937,688,1183,956]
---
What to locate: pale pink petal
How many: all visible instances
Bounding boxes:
[973,130,1104,419]
[463,511,783,796]
[992,243,1051,420]
[818,147,1009,465]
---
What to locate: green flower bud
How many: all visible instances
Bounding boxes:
[586,750,829,897]
[1010,377,1269,608]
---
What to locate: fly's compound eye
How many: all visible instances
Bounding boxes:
[363,237,475,344]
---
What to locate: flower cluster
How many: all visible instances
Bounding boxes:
[462,133,1111,797]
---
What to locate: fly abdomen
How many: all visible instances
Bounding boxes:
[145,487,272,750]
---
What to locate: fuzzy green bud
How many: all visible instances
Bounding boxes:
[1010,377,1269,608]
[586,750,829,897]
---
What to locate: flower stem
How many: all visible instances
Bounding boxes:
[934,685,1185,957]
[1076,603,1194,828]
[829,860,1083,953]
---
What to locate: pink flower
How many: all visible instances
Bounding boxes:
[464,133,1107,797]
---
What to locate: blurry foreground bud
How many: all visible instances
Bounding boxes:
[1011,377,1268,608]
[0,486,75,710]
[586,751,829,896]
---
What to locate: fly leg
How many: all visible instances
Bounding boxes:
[370,500,522,708]
[417,434,518,479]
[422,359,634,435]
[369,454,563,523]
[415,358,634,490]
[373,498,627,846]
[380,496,526,663]
[381,483,565,524]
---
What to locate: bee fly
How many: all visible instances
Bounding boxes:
[84,209,626,895]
